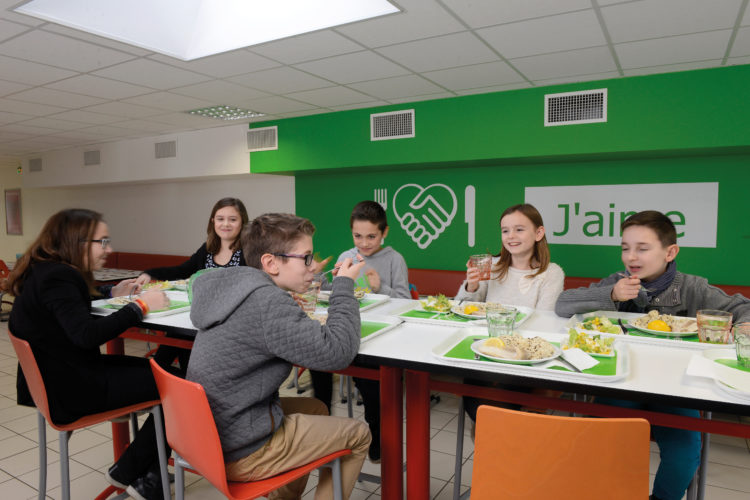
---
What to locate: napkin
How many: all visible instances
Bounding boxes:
[686,352,750,393]
[561,348,599,371]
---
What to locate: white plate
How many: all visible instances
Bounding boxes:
[450,302,486,319]
[625,320,698,338]
[470,338,562,365]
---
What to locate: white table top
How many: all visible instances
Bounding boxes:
[130,297,750,413]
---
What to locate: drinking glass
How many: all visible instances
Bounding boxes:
[292,279,322,317]
[696,309,733,343]
[469,254,492,281]
[733,323,750,368]
[486,304,517,337]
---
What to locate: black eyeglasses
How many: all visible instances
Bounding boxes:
[273,253,314,266]
[81,238,111,249]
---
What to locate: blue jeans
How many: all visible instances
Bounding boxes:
[598,398,701,500]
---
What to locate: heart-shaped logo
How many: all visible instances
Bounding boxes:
[392,183,457,249]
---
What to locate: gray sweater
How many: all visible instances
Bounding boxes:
[337,246,410,299]
[186,267,361,462]
[555,270,750,323]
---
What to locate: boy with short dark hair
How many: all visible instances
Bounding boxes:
[187,213,371,499]
[313,200,410,463]
[556,210,750,500]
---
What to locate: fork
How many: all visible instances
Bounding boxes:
[373,188,387,210]
[616,272,655,293]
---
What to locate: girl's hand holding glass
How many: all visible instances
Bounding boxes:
[465,260,482,293]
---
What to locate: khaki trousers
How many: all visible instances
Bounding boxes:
[225,397,371,500]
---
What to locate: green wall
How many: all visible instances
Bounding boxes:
[250,65,750,286]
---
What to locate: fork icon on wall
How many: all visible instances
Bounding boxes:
[374,188,388,210]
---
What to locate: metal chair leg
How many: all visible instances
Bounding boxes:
[152,405,171,500]
[59,430,72,500]
[347,376,354,418]
[37,412,47,500]
[329,457,344,500]
[453,398,465,500]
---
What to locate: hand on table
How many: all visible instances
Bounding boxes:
[111,278,141,297]
[134,273,152,286]
[140,290,170,311]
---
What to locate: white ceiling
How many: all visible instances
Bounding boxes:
[1,0,749,167]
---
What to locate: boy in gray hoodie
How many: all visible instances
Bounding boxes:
[187,213,371,499]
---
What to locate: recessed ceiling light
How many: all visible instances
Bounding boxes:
[187,105,264,121]
[15,0,399,61]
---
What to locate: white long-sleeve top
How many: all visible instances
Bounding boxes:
[455,262,565,311]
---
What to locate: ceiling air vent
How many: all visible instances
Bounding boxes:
[83,150,101,166]
[371,109,415,141]
[155,140,177,159]
[247,126,278,152]
[29,158,42,172]
[544,88,607,126]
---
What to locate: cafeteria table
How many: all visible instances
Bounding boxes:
[103,297,750,500]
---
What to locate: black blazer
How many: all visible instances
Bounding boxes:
[10,261,143,423]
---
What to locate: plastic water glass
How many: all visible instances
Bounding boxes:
[733,323,750,368]
[292,279,322,317]
[469,254,492,281]
[486,305,517,337]
[696,309,733,343]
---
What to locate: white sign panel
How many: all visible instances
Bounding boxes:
[525,182,718,248]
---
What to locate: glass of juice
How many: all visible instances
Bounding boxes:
[469,254,492,281]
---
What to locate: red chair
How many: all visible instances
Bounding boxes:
[149,359,352,500]
[8,330,170,500]
[0,259,13,321]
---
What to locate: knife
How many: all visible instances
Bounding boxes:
[465,185,476,247]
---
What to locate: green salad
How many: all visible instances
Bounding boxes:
[419,294,452,312]
[577,316,621,334]
[565,328,615,355]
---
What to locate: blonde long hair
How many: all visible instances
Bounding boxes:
[492,204,550,282]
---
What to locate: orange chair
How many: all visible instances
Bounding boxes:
[470,405,650,500]
[8,331,170,500]
[149,359,352,500]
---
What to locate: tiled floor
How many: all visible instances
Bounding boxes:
[0,322,749,499]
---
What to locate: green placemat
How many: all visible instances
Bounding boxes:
[101,300,190,312]
[626,329,700,342]
[715,359,750,373]
[444,336,618,376]
[361,321,389,339]
[399,310,474,323]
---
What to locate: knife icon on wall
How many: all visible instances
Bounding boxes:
[465,185,476,247]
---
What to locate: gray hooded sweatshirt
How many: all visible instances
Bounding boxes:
[187,266,361,462]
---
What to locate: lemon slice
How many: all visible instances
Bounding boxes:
[647,319,671,332]
[484,337,505,348]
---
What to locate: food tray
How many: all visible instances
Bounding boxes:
[701,349,750,402]
[565,311,727,350]
[303,313,403,344]
[92,290,190,318]
[431,328,629,383]
[394,302,533,328]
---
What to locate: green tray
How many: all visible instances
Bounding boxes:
[444,336,618,376]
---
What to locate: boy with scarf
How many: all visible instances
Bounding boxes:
[556,210,750,500]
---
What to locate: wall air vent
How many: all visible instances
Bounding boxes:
[83,150,101,166]
[247,126,278,152]
[155,140,177,159]
[371,109,415,141]
[544,89,607,126]
[29,158,42,172]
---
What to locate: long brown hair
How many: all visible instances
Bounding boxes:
[492,204,551,282]
[205,197,249,255]
[6,208,102,296]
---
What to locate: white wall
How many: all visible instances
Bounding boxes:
[0,122,296,262]
[22,123,254,188]
[0,173,295,261]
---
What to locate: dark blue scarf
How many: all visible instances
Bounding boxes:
[642,260,677,300]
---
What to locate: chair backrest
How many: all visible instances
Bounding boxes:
[7,330,54,423]
[471,405,650,500]
[149,359,231,494]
